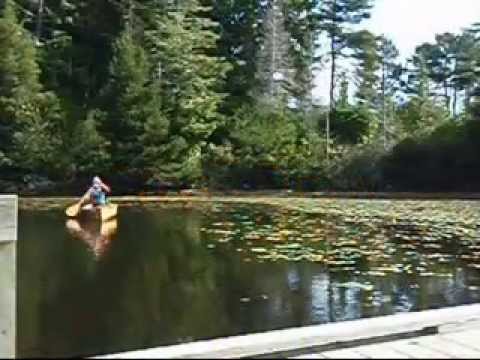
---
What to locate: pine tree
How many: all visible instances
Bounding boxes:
[472,95,480,119]
[284,0,319,111]
[404,48,433,100]
[419,34,458,115]
[0,0,41,114]
[255,0,296,108]
[338,71,350,108]
[378,35,400,148]
[398,53,449,136]
[0,0,61,174]
[22,0,122,105]
[318,0,373,157]
[349,30,380,108]
[454,29,480,116]
[103,22,163,177]
[144,0,231,184]
[211,0,262,112]
[68,109,111,177]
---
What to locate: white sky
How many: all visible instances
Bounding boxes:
[313,0,480,103]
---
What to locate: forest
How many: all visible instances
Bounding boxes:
[0,0,479,194]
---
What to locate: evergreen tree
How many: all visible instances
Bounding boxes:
[284,0,319,111]
[399,54,449,136]
[68,109,111,177]
[454,29,480,116]
[103,22,163,177]
[0,0,40,136]
[0,0,61,174]
[144,0,231,184]
[11,91,64,174]
[349,30,380,108]
[338,71,350,108]
[211,0,262,112]
[21,0,122,106]
[318,0,373,157]
[420,34,458,114]
[378,35,400,148]
[408,32,480,118]
[255,0,296,109]
[472,95,480,119]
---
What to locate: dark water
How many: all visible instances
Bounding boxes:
[18,202,480,358]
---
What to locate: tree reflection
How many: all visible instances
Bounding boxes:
[19,204,480,358]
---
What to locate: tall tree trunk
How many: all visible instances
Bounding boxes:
[126,0,133,32]
[270,0,277,98]
[382,61,387,149]
[327,0,337,161]
[327,35,335,160]
[305,29,314,112]
[391,100,395,142]
[453,87,458,118]
[35,0,44,42]
[464,87,471,114]
[444,81,450,115]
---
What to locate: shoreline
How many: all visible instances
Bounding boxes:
[18,191,480,201]
[17,192,480,211]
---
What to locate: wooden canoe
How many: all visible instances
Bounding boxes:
[66,203,118,222]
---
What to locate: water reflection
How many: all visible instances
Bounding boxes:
[310,274,330,323]
[66,218,118,259]
[17,204,480,358]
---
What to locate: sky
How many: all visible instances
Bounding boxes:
[313,0,480,103]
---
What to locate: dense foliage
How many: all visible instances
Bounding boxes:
[0,0,479,193]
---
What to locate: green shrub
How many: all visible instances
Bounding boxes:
[317,105,375,145]
[382,118,480,191]
[328,142,386,191]
[203,106,329,190]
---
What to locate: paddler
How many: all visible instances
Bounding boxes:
[81,176,111,207]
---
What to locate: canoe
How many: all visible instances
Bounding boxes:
[66,203,118,222]
[82,203,118,222]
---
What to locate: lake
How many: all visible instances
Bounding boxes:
[17,198,480,358]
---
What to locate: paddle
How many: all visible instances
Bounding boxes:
[65,193,90,218]
[66,202,82,218]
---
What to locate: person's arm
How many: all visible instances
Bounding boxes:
[100,181,111,193]
[80,188,92,205]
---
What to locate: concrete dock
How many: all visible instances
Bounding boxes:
[95,304,480,359]
[0,195,17,359]
[294,323,480,358]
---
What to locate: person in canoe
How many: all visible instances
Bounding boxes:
[83,176,111,207]
[66,176,117,220]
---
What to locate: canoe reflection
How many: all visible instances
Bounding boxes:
[66,218,118,259]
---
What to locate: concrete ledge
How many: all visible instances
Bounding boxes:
[0,195,17,359]
[0,195,17,243]
[94,304,480,359]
